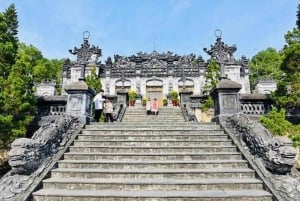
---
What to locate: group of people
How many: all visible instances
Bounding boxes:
[146,98,159,115]
[93,89,160,122]
[93,89,114,122]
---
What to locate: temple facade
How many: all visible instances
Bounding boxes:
[61,36,251,105]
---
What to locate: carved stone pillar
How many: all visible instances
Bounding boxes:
[211,78,242,117]
[64,80,95,124]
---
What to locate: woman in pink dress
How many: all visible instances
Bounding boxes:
[151,98,159,115]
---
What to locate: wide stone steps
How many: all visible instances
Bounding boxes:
[33,189,272,201]
[73,139,233,146]
[122,107,185,122]
[32,107,272,201]
[51,168,255,179]
[63,152,243,160]
[57,159,248,169]
[42,177,263,191]
[68,145,238,153]
[78,133,228,140]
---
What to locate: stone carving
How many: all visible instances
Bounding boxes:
[108,51,204,78]
[226,112,297,174]
[62,58,72,79]
[69,39,102,79]
[0,115,80,200]
[222,113,300,201]
[204,36,237,78]
[69,39,101,65]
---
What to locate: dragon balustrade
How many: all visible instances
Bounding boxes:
[221,113,299,201]
[0,115,82,201]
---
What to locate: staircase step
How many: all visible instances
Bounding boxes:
[73,139,233,146]
[69,145,238,153]
[33,189,273,201]
[58,160,248,169]
[78,134,228,140]
[81,129,224,135]
[87,123,220,129]
[51,168,255,179]
[63,152,242,161]
[42,178,264,191]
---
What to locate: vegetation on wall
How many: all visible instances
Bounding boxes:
[259,108,300,147]
[201,59,220,95]
[85,65,102,93]
[200,59,219,112]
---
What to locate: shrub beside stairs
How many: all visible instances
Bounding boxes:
[33,107,272,201]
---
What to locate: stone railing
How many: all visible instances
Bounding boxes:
[240,94,273,117]
[220,113,299,201]
[0,115,83,201]
[37,96,67,117]
[115,104,126,121]
[181,104,197,122]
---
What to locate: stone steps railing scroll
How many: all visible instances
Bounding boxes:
[219,113,299,201]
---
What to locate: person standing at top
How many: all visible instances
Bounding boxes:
[104,99,114,122]
[93,89,105,122]
[146,98,151,115]
[151,98,159,115]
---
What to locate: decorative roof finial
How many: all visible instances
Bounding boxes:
[83,31,90,40]
[214,29,222,39]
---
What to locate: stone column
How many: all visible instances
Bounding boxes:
[64,80,95,124]
[211,78,242,118]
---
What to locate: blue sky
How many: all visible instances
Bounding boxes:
[0,0,298,62]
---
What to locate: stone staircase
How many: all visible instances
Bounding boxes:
[32,107,273,201]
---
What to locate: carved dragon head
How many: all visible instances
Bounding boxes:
[265,136,297,174]
[8,138,41,175]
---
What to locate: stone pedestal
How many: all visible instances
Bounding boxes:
[64,80,95,124]
[117,89,128,107]
[179,89,193,104]
[211,78,242,117]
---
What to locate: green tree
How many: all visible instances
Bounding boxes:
[200,59,219,111]
[284,28,300,46]
[85,66,102,92]
[297,3,300,29]
[272,28,300,108]
[202,59,220,95]
[249,48,282,90]
[0,4,18,79]
[0,49,37,148]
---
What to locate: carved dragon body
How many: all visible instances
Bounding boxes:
[8,116,74,175]
[227,113,297,174]
[0,115,80,201]
[224,113,300,201]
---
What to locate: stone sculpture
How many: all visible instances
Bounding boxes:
[224,112,300,201]
[226,112,296,174]
[0,115,80,200]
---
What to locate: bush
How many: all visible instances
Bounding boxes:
[259,108,291,136]
[259,107,300,147]
[163,98,167,106]
[169,90,178,100]
[200,96,214,112]
[142,97,147,106]
[128,90,137,101]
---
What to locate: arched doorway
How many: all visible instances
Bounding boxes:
[146,79,163,106]
[178,78,194,93]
